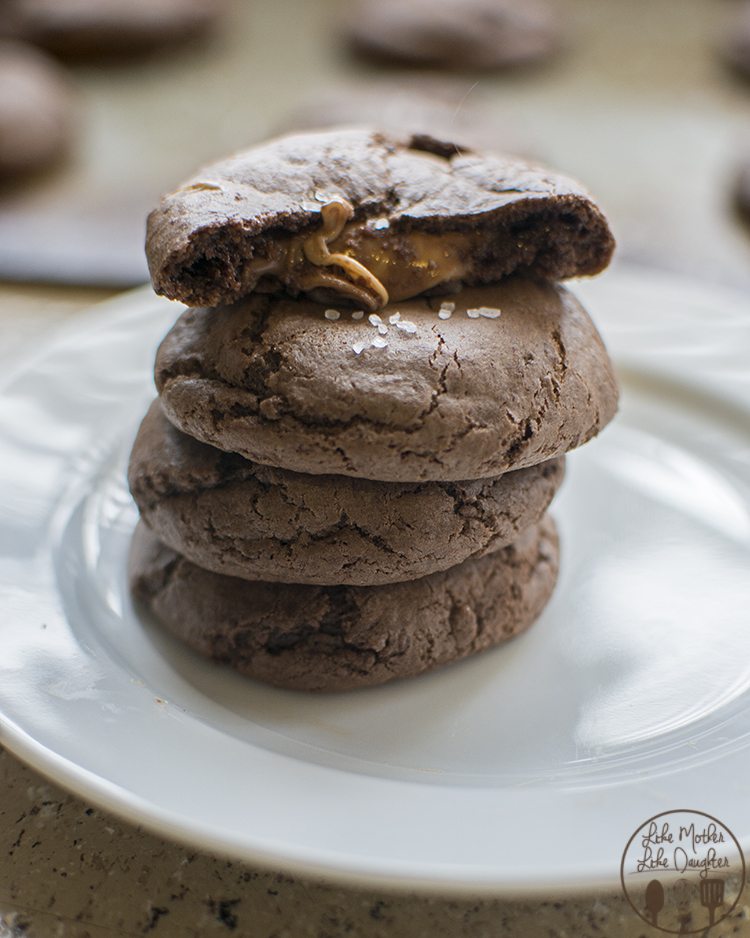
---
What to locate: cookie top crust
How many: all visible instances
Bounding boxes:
[154,277,619,482]
[146,127,615,312]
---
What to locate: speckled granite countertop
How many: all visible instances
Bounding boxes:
[3,744,749,938]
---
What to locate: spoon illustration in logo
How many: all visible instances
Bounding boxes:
[645,879,665,927]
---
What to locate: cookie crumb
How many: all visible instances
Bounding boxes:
[352,341,367,355]
[388,311,401,324]
[324,308,340,321]
[371,336,388,348]
[352,310,365,320]
[396,320,417,334]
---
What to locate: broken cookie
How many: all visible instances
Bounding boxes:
[146,128,614,312]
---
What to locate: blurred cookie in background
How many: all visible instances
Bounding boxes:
[719,0,750,79]
[344,0,563,71]
[2,0,225,60]
[0,40,76,181]
[734,159,750,229]
[276,80,532,156]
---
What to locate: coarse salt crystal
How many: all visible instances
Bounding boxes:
[478,307,502,319]
[373,218,390,230]
[438,309,452,320]
[377,323,388,335]
[396,321,417,334]
[466,309,481,319]
[314,190,330,202]
[352,342,367,355]
[371,336,388,348]
[351,310,364,320]
[388,312,401,324]
[439,301,455,313]
[324,308,340,321]
[368,313,382,326]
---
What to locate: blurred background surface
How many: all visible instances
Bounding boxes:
[0,0,749,289]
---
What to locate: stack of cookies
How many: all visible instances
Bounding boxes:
[128,128,618,692]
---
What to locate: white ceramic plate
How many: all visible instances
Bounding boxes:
[0,265,749,895]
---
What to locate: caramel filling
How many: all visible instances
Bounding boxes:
[302,199,390,308]
[241,198,475,311]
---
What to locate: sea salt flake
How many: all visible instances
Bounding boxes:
[324,308,340,321]
[371,336,388,348]
[368,313,382,326]
[352,342,367,355]
[351,310,365,320]
[388,312,401,324]
[396,321,417,334]
[377,323,388,335]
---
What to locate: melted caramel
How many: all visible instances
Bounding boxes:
[240,199,474,311]
[330,226,472,304]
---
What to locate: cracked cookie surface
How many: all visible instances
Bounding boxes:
[129,400,565,585]
[146,127,614,309]
[155,277,618,482]
[129,515,559,691]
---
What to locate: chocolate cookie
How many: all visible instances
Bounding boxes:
[345,0,561,71]
[0,40,75,179]
[734,160,750,229]
[146,128,614,312]
[155,277,618,482]
[129,400,565,586]
[6,0,223,59]
[129,516,559,691]
[719,1,750,79]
